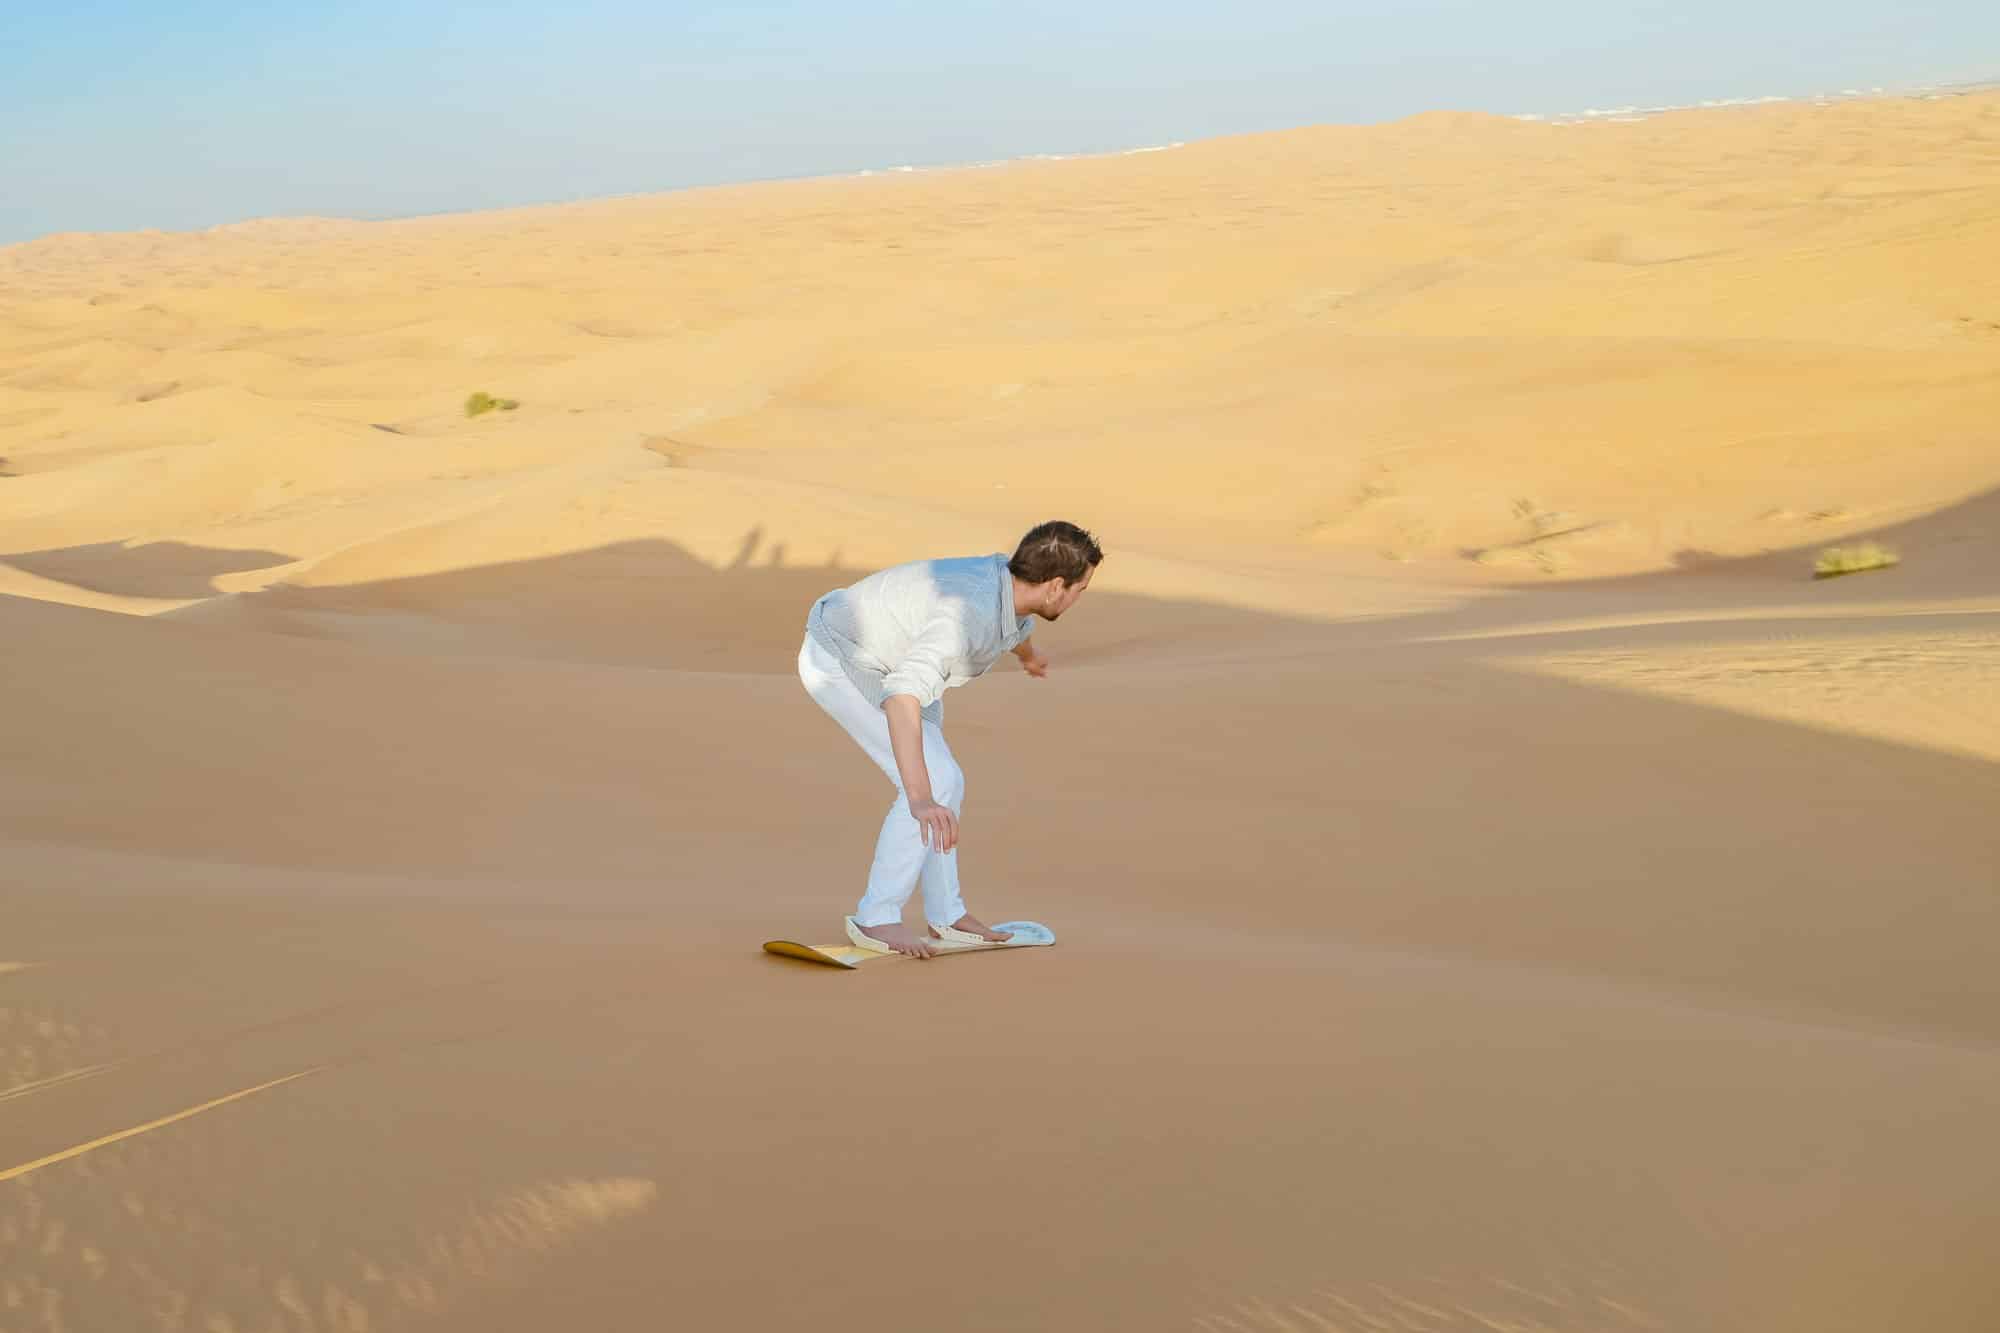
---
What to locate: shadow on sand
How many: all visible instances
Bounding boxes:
[77,482,1982,678]
[0,540,296,600]
[4,485,1996,1048]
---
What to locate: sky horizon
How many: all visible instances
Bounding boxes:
[5,1,1997,247]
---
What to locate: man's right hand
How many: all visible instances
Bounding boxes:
[908,797,959,853]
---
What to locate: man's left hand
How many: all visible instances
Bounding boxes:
[1020,648,1050,678]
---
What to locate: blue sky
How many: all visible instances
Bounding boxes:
[3,0,1995,244]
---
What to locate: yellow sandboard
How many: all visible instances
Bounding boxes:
[763,921,1056,969]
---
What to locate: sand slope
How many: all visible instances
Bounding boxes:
[6,90,2000,609]
[4,92,2000,1332]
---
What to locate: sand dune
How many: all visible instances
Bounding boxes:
[4,91,2000,1331]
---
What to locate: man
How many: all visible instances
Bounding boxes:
[797,520,1102,958]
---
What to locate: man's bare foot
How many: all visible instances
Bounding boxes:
[854,921,936,959]
[932,914,1013,943]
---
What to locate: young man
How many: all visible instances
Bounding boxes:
[797,520,1102,958]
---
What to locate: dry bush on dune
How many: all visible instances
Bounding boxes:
[464,391,520,418]
[1813,540,1900,579]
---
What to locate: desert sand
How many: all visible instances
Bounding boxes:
[4,89,2000,1332]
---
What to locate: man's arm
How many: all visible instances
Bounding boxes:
[1012,637,1049,678]
[884,693,957,852]
[882,694,935,803]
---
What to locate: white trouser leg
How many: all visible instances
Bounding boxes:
[798,636,968,929]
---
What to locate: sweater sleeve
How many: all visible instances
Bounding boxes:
[879,614,968,710]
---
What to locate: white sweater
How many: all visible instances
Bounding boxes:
[806,553,1036,726]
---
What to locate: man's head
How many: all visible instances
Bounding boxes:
[1009,520,1102,621]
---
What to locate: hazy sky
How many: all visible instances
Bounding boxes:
[4,0,1995,244]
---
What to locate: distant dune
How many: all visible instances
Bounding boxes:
[5,88,1998,617]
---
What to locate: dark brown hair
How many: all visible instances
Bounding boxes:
[1008,520,1103,586]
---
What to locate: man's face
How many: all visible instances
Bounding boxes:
[1044,566,1094,620]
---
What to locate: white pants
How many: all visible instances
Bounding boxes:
[797,634,968,929]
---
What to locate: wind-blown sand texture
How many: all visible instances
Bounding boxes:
[4,90,1999,1332]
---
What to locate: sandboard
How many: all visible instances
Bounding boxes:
[763,921,1055,969]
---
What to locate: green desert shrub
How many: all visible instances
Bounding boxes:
[464,391,520,418]
[1813,541,1899,580]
